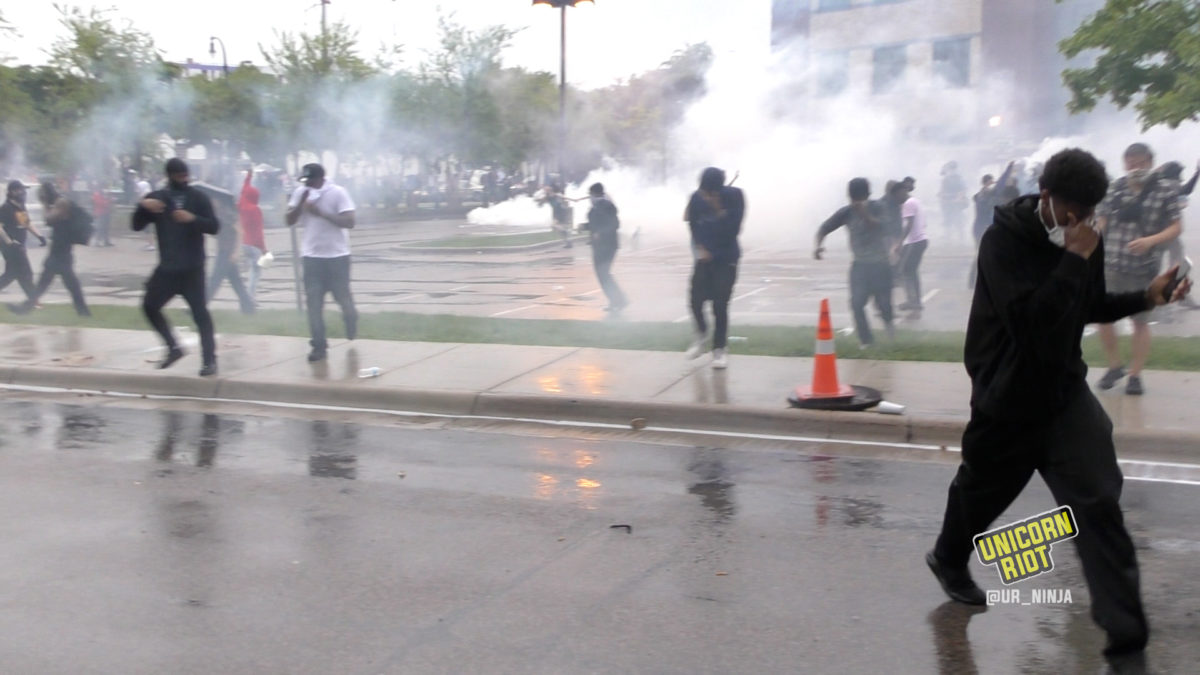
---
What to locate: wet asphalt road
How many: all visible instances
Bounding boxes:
[0,395,1197,674]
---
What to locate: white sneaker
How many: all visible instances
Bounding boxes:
[711,348,728,369]
[684,333,707,360]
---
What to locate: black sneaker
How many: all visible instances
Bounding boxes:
[158,347,185,370]
[1125,375,1144,396]
[307,348,327,362]
[1098,366,1127,390]
[6,301,31,315]
[926,551,986,606]
[198,362,218,377]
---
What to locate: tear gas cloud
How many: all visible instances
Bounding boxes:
[469,25,1200,256]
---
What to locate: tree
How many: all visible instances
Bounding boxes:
[413,16,524,166]
[259,21,381,159]
[0,65,38,173]
[582,43,714,169]
[47,4,172,175]
[176,65,281,164]
[1059,0,1200,129]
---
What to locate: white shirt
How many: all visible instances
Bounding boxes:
[288,182,356,258]
[136,180,151,197]
[902,197,929,245]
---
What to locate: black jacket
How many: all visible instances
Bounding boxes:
[582,197,619,249]
[686,186,745,264]
[966,195,1149,421]
[132,185,219,272]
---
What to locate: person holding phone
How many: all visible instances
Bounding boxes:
[1094,143,1183,395]
[132,158,221,377]
[926,148,1190,664]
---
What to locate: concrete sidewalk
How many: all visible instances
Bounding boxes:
[1,323,1197,457]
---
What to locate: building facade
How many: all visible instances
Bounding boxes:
[771,0,1104,144]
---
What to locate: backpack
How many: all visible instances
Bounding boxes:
[68,203,95,245]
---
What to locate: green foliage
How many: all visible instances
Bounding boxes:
[0,6,715,182]
[1059,0,1200,129]
[583,43,714,166]
[8,304,1200,371]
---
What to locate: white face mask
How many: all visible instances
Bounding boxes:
[1041,196,1066,248]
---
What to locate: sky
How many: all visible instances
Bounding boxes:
[1,0,772,89]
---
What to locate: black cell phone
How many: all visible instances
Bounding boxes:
[1162,256,1192,302]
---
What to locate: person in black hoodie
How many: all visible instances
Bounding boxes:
[926,149,1191,662]
[579,183,627,314]
[0,180,46,303]
[684,167,745,369]
[132,158,220,377]
[8,181,90,317]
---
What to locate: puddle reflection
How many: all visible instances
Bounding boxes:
[687,447,737,523]
[155,411,220,467]
[57,407,107,449]
[307,419,360,480]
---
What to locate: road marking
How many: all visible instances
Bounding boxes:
[923,288,940,304]
[671,286,774,323]
[731,286,769,303]
[490,304,539,317]
[7,383,1198,485]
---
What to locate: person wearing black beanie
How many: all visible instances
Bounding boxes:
[132,158,221,376]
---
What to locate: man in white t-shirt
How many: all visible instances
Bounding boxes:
[893,177,930,314]
[286,163,358,362]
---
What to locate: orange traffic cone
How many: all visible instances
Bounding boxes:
[788,300,886,411]
[792,298,854,403]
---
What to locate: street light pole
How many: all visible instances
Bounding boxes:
[533,0,594,184]
[208,36,228,76]
[559,4,567,181]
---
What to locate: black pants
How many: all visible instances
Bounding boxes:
[0,243,37,300]
[898,239,928,308]
[206,252,255,313]
[142,266,216,365]
[303,256,358,351]
[690,260,738,350]
[29,251,89,315]
[849,260,894,345]
[592,243,626,309]
[934,386,1148,652]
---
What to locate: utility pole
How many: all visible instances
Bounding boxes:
[559,4,567,181]
[321,0,329,67]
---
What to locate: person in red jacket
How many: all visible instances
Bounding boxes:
[238,169,269,298]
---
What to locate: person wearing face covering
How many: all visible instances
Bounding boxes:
[132,158,221,377]
[8,181,91,317]
[285,163,357,363]
[683,167,745,369]
[0,180,46,303]
[927,148,1192,664]
[1094,143,1183,395]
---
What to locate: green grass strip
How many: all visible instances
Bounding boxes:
[4,304,1200,371]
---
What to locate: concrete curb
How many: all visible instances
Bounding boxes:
[4,365,1197,461]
